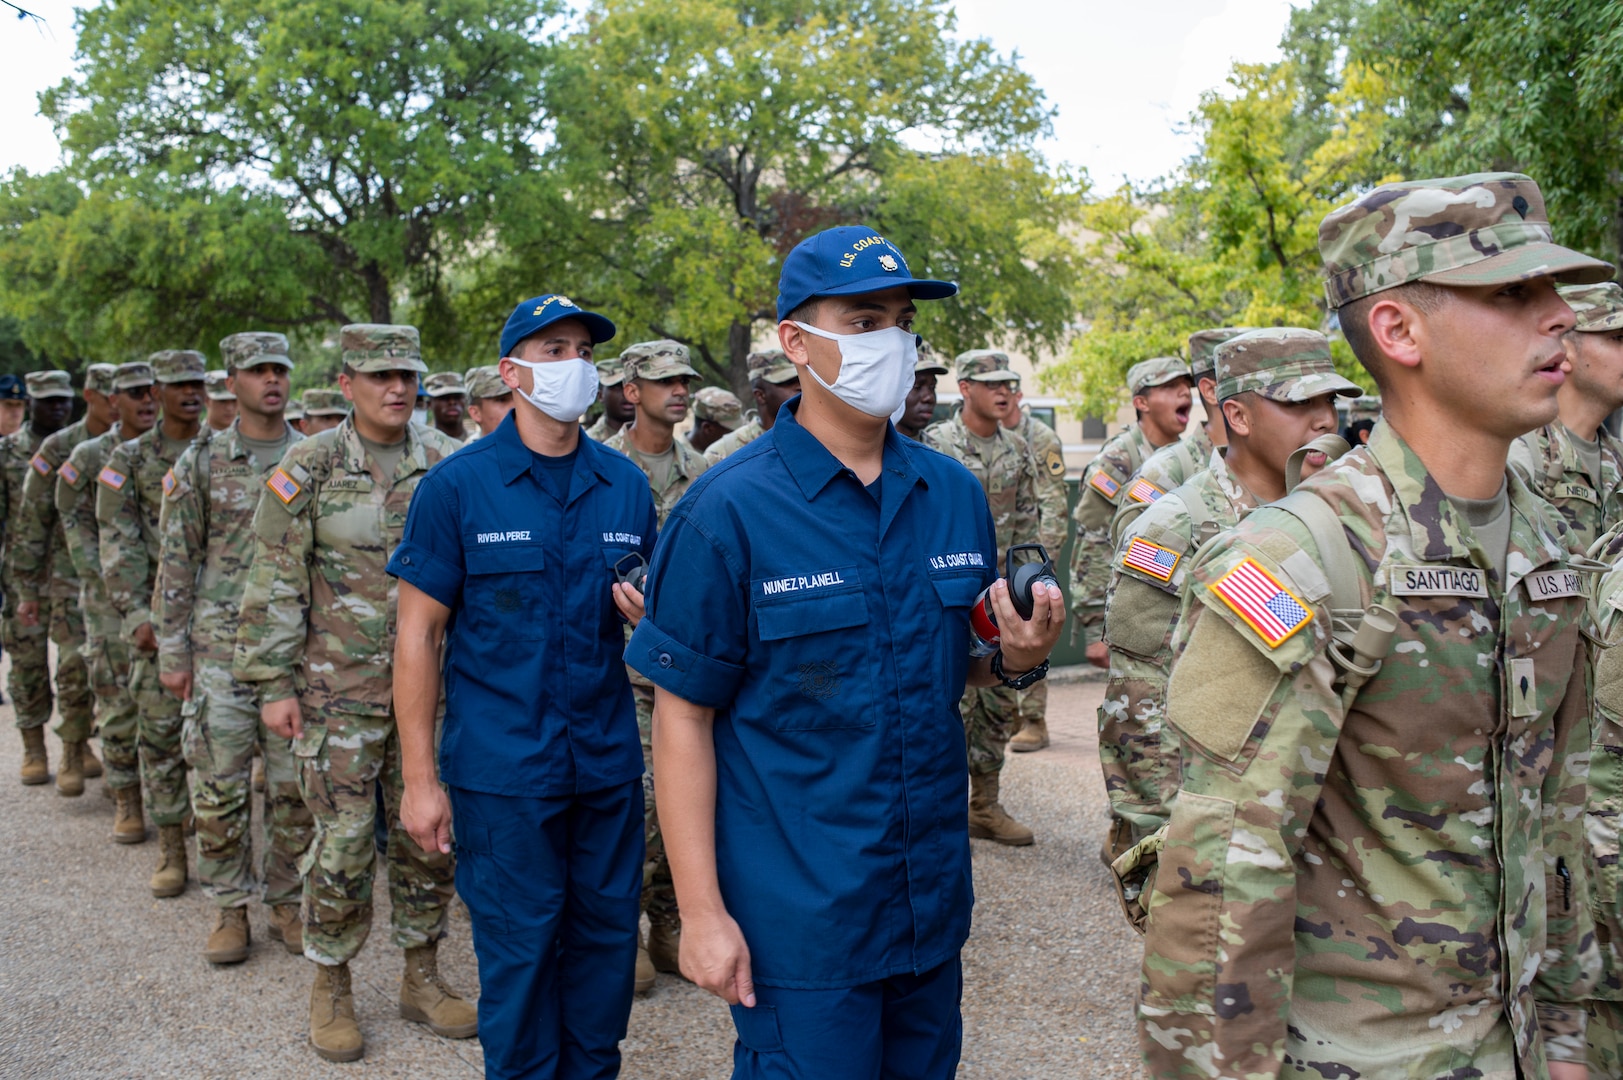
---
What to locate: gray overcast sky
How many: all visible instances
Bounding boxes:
[0,0,1296,183]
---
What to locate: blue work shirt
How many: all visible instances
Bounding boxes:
[387,412,655,798]
[627,402,997,989]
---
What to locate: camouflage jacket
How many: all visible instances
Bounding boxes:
[1070,423,1158,644]
[1583,527,1623,1003]
[56,426,125,619]
[923,414,1039,568]
[155,421,302,678]
[97,427,199,646]
[583,415,619,443]
[704,417,764,464]
[1099,450,1256,852]
[10,418,96,606]
[1007,410,1069,557]
[1143,421,1595,1076]
[0,425,44,606]
[232,418,461,712]
[603,426,709,526]
[1110,423,1215,548]
[1509,421,1623,555]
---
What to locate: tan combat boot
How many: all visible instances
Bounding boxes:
[310,962,364,1062]
[19,727,47,785]
[647,915,683,976]
[112,785,146,844]
[1009,718,1050,753]
[56,739,85,797]
[635,931,656,993]
[204,906,251,965]
[149,823,188,897]
[399,942,478,1038]
[81,740,103,779]
[968,773,1034,846]
[267,904,303,955]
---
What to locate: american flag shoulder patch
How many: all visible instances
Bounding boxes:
[58,461,80,485]
[97,467,127,490]
[162,468,177,497]
[1089,470,1121,498]
[267,468,301,505]
[1210,558,1312,648]
[1126,478,1164,504]
[29,453,51,477]
[1121,536,1180,582]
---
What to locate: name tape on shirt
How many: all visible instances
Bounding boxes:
[477,531,532,543]
[1122,536,1180,582]
[1388,565,1488,598]
[266,468,301,505]
[1554,482,1597,504]
[1524,568,1585,600]
[58,461,80,485]
[760,569,848,596]
[1210,558,1312,648]
[161,468,177,497]
[1088,471,1121,499]
[97,467,127,491]
[929,552,986,571]
[1125,478,1164,505]
[29,453,51,477]
[602,531,643,546]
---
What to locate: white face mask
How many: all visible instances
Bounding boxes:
[793,322,917,420]
[503,356,599,422]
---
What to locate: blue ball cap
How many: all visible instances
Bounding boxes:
[500,294,617,359]
[0,375,25,401]
[775,225,958,321]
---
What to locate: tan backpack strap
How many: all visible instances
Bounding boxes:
[1284,433,1352,495]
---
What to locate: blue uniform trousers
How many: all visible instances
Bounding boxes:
[729,956,963,1080]
[450,780,644,1080]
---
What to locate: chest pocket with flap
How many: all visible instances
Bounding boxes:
[751,569,875,730]
[463,541,549,641]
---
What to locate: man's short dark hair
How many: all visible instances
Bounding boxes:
[1337,282,1453,387]
[785,298,823,326]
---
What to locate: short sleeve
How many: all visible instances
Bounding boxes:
[626,510,748,709]
[387,469,465,608]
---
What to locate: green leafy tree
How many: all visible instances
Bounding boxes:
[486,0,1084,388]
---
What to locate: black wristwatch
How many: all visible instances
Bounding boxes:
[992,651,1049,690]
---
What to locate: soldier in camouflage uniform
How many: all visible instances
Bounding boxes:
[584,356,634,442]
[5,372,92,789]
[1581,523,1623,1075]
[1130,172,1607,1079]
[1002,381,1069,752]
[1508,281,1623,555]
[99,350,207,897]
[686,385,745,454]
[462,365,513,440]
[1099,329,1357,865]
[923,350,1041,845]
[57,363,158,842]
[604,339,708,989]
[155,332,313,964]
[204,370,237,433]
[1069,357,1192,664]
[423,371,469,442]
[1110,328,1249,547]
[704,350,801,463]
[894,344,946,441]
[232,324,471,1063]
[299,388,348,436]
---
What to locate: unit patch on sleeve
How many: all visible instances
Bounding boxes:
[1089,471,1121,499]
[29,453,51,477]
[58,461,80,485]
[1210,557,1312,648]
[1125,478,1164,504]
[1121,536,1180,582]
[97,467,127,491]
[267,468,302,505]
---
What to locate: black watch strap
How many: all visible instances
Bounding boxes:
[992,651,1049,690]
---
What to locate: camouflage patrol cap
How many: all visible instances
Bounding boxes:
[113,362,155,391]
[747,349,798,385]
[285,400,306,422]
[219,331,292,371]
[204,370,235,401]
[84,363,118,396]
[301,388,349,417]
[1126,357,1192,396]
[150,350,207,384]
[693,386,745,430]
[464,365,509,401]
[1347,394,1382,423]
[1214,328,1364,403]
[1318,172,1614,310]
[1186,328,1251,379]
[622,340,698,382]
[423,371,466,398]
[915,340,948,377]
[1560,281,1623,333]
[955,349,1017,383]
[340,324,427,373]
[24,371,74,399]
[594,358,626,389]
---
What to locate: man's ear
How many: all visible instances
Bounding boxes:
[1366,296,1426,373]
[622,380,643,405]
[1220,398,1250,438]
[1130,392,1149,414]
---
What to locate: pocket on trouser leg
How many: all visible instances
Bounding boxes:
[293,723,332,821]
[180,698,210,772]
[730,1003,784,1054]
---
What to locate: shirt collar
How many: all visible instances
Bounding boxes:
[772,400,927,512]
[336,416,431,482]
[492,409,616,497]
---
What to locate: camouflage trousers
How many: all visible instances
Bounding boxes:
[131,651,188,826]
[632,682,676,924]
[1097,673,1175,862]
[182,663,314,910]
[962,684,1018,778]
[3,592,92,741]
[293,706,454,967]
[84,595,139,790]
[1012,681,1047,727]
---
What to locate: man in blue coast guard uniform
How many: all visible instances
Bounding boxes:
[389,294,657,1079]
[629,227,1066,1078]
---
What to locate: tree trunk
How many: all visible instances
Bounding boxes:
[363,262,393,324]
[727,320,754,399]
